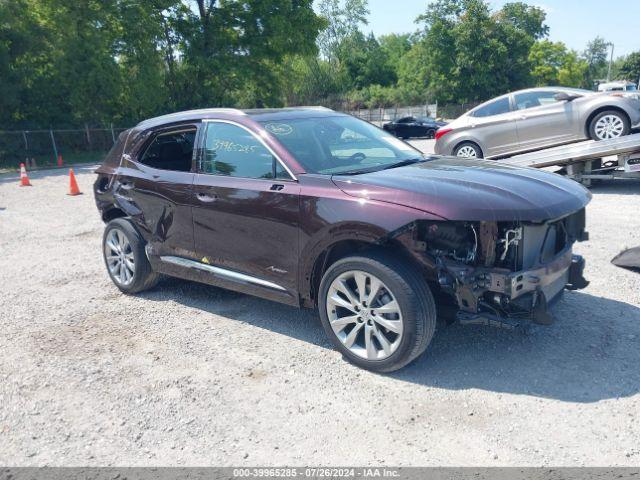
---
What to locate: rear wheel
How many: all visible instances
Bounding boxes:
[102,218,160,293]
[318,252,437,372]
[426,129,436,139]
[454,141,483,158]
[588,110,630,140]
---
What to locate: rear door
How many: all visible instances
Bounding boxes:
[117,125,198,258]
[467,96,520,157]
[192,120,300,297]
[513,90,577,151]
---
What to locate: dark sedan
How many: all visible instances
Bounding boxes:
[383,116,448,139]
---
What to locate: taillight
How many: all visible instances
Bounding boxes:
[435,127,453,141]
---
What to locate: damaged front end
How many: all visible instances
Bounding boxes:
[396,209,590,328]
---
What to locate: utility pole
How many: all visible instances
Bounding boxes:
[607,43,615,81]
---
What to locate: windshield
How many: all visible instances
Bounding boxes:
[260,115,423,175]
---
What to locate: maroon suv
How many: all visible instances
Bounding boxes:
[94,107,590,372]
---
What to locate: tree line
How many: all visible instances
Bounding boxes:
[1,0,639,130]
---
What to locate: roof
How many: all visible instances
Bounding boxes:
[135,106,343,130]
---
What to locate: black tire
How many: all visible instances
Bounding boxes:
[318,251,437,372]
[102,218,160,294]
[588,110,630,141]
[426,129,436,139]
[453,141,483,158]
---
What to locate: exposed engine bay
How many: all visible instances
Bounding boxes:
[394,208,590,328]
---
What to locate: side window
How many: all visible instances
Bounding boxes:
[471,97,511,118]
[397,117,414,124]
[201,122,289,179]
[139,129,195,172]
[515,91,561,110]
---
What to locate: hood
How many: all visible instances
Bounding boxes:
[331,158,591,222]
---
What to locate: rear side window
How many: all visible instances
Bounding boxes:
[201,122,289,179]
[103,129,129,167]
[139,129,195,172]
[471,97,511,117]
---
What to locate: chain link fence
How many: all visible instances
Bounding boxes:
[0,126,127,170]
[345,104,439,124]
[0,102,479,170]
[342,102,479,125]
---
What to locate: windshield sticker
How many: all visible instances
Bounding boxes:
[211,139,258,154]
[265,123,293,136]
[381,136,416,151]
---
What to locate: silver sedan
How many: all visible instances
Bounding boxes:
[434,87,640,158]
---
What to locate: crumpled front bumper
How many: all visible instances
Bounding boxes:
[438,247,588,327]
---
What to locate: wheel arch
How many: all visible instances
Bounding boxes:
[300,229,430,308]
[102,206,127,223]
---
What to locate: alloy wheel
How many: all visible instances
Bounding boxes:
[594,114,625,140]
[104,228,135,286]
[456,145,478,158]
[326,270,403,360]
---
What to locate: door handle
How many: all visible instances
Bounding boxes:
[196,192,218,202]
[119,180,134,190]
[270,184,285,191]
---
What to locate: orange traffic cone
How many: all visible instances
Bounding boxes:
[19,163,32,187]
[57,154,63,167]
[68,168,82,196]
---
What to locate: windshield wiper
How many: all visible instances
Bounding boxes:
[331,158,425,176]
[331,165,384,175]
[380,158,425,170]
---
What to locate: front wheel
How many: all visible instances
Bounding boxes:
[589,110,630,140]
[318,252,437,372]
[102,218,160,293]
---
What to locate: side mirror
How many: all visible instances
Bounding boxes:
[554,92,579,102]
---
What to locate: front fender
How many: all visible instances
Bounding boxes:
[297,192,442,303]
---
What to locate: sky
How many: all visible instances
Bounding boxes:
[360,0,639,57]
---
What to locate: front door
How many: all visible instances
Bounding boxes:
[192,121,300,296]
[513,90,577,151]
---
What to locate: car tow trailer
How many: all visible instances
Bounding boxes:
[499,133,640,186]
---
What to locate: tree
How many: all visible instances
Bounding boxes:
[176,0,325,108]
[378,33,413,72]
[529,40,587,87]
[396,40,433,104]
[413,0,547,103]
[497,2,548,39]
[316,0,369,63]
[619,51,640,84]
[337,32,396,89]
[582,36,610,88]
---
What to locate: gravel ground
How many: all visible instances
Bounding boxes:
[0,164,639,467]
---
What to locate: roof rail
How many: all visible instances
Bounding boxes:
[136,108,246,127]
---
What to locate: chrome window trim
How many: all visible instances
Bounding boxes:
[160,256,287,292]
[201,119,298,181]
